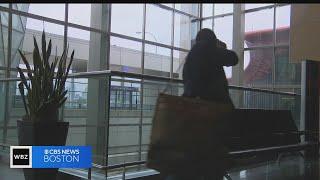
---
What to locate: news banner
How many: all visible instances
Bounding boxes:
[10,146,92,168]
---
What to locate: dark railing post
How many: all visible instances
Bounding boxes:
[302,60,319,153]
[301,60,319,179]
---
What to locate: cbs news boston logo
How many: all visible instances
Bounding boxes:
[10,146,91,168]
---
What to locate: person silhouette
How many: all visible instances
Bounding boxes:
[164,29,239,180]
[183,28,238,108]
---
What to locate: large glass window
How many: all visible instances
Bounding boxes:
[146,4,172,45]
[12,15,64,69]
[68,4,91,27]
[111,4,143,39]
[144,44,171,77]
[175,4,199,17]
[245,9,274,47]
[214,15,233,49]
[214,4,233,15]
[21,4,65,21]
[173,50,187,79]
[245,3,273,10]
[276,5,290,45]
[244,48,274,86]
[202,19,212,29]
[0,11,8,67]
[67,27,91,72]
[110,36,142,73]
[174,14,192,50]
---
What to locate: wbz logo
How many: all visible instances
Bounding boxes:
[10,146,32,168]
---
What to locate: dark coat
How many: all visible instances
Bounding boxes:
[182,40,239,106]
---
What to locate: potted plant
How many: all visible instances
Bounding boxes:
[17,31,74,180]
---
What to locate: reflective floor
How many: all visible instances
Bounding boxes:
[227,155,319,180]
[1,155,319,180]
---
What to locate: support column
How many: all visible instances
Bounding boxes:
[232,4,245,108]
[86,4,110,166]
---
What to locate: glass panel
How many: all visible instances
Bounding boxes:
[68,4,91,27]
[111,4,143,39]
[108,76,140,166]
[110,36,142,73]
[0,72,6,143]
[146,4,172,45]
[174,13,192,49]
[214,4,233,15]
[202,19,212,29]
[275,47,301,85]
[245,9,274,47]
[0,4,8,8]
[144,44,171,77]
[276,5,290,45]
[14,4,29,12]
[243,48,273,86]
[12,15,64,69]
[68,27,103,72]
[214,15,233,49]
[173,50,187,79]
[6,80,21,145]
[21,3,65,21]
[202,4,213,17]
[245,3,274,10]
[175,4,199,17]
[0,11,8,67]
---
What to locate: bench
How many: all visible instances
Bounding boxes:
[223,109,316,169]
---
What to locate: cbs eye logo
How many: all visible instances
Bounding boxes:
[10,146,32,168]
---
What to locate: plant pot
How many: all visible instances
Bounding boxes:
[17,120,69,180]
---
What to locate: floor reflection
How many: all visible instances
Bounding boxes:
[225,155,319,180]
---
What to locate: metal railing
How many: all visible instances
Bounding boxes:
[0,70,302,179]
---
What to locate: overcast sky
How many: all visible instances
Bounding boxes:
[23,4,290,78]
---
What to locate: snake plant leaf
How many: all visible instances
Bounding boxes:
[17,31,74,122]
[17,67,30,91]
[18,50,31,73]
[58,97,68,107]
[46,39,52,63]
[18,82,29,117]
[33,36,43,77]
[42,30,47,68]
[61,50,74,93]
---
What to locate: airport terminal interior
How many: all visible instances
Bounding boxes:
[0,3,320,180]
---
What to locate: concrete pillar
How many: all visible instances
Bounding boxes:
[231,4,245,108]
[86,4,110,166]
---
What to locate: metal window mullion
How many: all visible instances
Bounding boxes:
[138,3,147,162]
[244,4,276,13]
[155,3,200,19]
[170,8,174,78]
[199,4,202,29]
[272,5,276,109]
[67,22,105,34]
[202,12,234,21]
[109,32,189,53]
[244,45,275,51]
[105,4,112,173]
[212,4,215,30]
[59,3,68,123]
[10,8,66,27]
[3,3,12,145]
[106,4,112,70]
